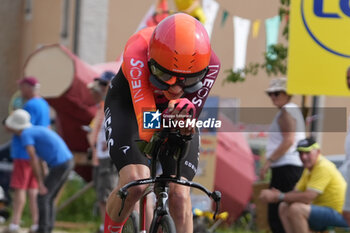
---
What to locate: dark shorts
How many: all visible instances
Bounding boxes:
[104,70,199,181]
[268,165,303,233]
[93,158,118,202]
[308,205,349,231]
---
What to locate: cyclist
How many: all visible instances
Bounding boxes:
[104,13,220,233]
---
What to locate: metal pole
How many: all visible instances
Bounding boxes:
[310,96,324,144]
[73,0,81,55]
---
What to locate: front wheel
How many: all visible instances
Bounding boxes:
[150,214,176,233]
[122,211,139,233]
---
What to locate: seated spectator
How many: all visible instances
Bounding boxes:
[4,109,74,233]
[259,137,349,233]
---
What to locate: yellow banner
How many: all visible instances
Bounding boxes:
[192,134,217,194]
[287,0,350,96]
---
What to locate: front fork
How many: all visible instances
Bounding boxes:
[149,183,170,231]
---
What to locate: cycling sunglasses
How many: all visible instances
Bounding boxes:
[148,59,208,93]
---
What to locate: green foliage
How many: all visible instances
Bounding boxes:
[223,63,260,83]
[224,43,288,83]
[279,0,290,40]
[279,7,289,39]
[56,176,99,223]
[262,44,288,76]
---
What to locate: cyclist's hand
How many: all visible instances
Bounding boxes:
[166,98,196,136]
[167,98,196,117]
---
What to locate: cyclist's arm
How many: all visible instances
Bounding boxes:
[121,64,156,142]
[185,50,221,118]
[121,27,158,142]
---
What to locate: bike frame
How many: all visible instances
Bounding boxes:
[118,130,221,233]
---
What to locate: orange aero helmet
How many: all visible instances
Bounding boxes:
[149,13,211,74]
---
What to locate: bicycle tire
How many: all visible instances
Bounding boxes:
[150,214,176,233]
[122,211,139,233]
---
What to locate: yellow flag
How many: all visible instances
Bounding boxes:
[287,0,350,96]
[252,19,261,38]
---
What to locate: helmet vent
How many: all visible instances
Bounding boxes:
[188,66,193,69]
[173,64,178,68]
[174,50,179,54]
[173,57,178,61]
[192,52,196,56]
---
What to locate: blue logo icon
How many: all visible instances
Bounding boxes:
[143,110,161,129]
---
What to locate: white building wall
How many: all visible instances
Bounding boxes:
[78,0,109,64]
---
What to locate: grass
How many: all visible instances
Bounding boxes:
[54,173,101,232]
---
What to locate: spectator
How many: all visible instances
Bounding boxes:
[259,137,349,233]
[87,71,117,233]
[147,0,170,26]
[4,109,74,233]
[174,0,206,23]
[19,77,50,127]
[3,77,50,233]
[259,77,305,233]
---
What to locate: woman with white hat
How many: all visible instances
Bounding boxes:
[259,77,306,233]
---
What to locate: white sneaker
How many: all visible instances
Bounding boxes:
[1,227,20,233]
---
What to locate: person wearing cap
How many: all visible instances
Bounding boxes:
[86,71,117,233]
[3,109,74,233]
[259,137,349,232]
[18,76,50,127]
[3,77,50,233]
[259,77,306,233]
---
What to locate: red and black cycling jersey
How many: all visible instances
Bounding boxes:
[119,26,221,141]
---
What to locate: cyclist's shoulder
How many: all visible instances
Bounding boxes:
[122,28,156,76]
[124,26,155,53]
[208,49,221,67]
